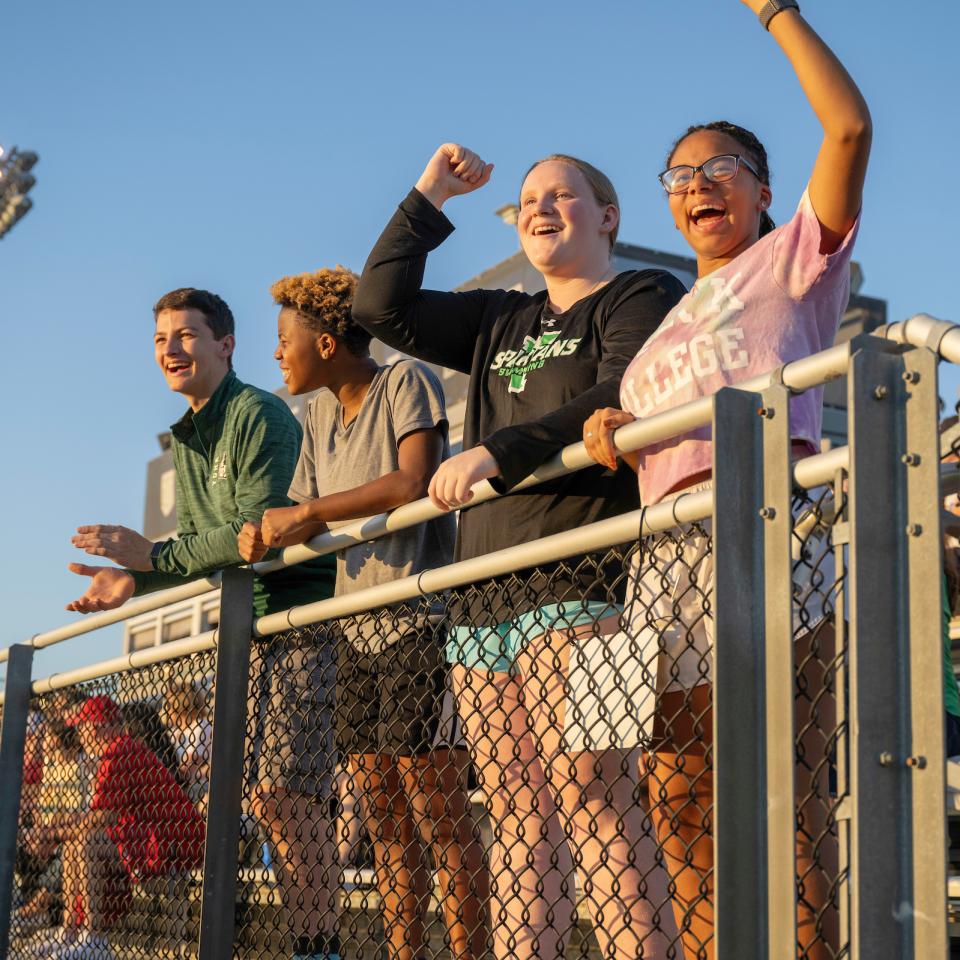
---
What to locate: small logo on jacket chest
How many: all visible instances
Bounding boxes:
[210,452,229,484]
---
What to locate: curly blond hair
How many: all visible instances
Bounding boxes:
[270,266,371,356]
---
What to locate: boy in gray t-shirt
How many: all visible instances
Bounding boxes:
[238,268,488,960]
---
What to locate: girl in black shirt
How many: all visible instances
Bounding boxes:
[354,143,685,960]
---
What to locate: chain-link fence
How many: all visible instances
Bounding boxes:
[0,330,952,960]
[7,653,214,960]
[4,508,850,960]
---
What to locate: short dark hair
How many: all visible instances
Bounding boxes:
[667,120,776,238]
[153,288,235,340]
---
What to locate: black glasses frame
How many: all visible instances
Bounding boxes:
[658,153,762,195]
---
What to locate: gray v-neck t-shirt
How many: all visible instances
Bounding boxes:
[288,360,455,651]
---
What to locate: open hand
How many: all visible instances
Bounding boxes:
[71,524,153,571]
[237,522,269,563]
[414,143,494,210]
[65,564,136,613]
[583,408,636,471]
[428,446,500,511]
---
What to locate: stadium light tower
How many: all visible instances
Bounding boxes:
[0,144,39,241]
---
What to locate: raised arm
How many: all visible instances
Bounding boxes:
[741,1,871,251]
[352,144,496,373]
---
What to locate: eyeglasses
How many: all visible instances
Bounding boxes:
[658,153,762,195]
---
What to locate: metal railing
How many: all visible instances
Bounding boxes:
[0,319,954,960]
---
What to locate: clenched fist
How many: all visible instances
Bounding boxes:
[414,143,494,211]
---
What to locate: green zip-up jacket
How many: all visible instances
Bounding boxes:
[129,371,335,617]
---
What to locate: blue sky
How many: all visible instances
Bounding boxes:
[2,0,957,683]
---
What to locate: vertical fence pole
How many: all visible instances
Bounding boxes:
[0,644,35,960]
[759,384,798,960]
[198,569,254,960]
[901,346,949,959]
[846,338,936,960]
[713,387,770,960]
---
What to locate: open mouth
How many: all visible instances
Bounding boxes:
[166,361,191,376]
[689,203,727,227]
[532,223,562,237]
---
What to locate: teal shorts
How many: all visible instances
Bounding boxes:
[446,600,621,674]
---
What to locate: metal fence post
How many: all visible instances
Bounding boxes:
[198,568,254,960]
[713,386,763,960]
[0,644,35,960]
[901,345,948,959]
[846,338,945,960]
[759,383,798,960]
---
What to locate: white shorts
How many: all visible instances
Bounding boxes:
[562,484,837,751]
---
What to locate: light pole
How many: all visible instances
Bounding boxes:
[0,145,39,240]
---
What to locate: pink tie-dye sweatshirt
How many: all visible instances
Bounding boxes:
[621,189,860,505]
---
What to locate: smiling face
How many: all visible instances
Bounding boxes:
[154,308,234,404]
[517,159,618,277]
[275,306,328,395]
[666,129,772,274]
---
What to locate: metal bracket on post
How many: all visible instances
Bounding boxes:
[198,567,255,960]
[846,338,922,960]
[759,384,798,960]
[713,387,771,960]
[0,644,35,960]
[901,346,948,960]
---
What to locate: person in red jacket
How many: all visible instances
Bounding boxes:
[31,695,205,960]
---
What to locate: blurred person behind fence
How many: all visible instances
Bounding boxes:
[63,286,339,960]
[352,144,685,960]
[26,695,205,960]
[584,3,871,957]
[163,681,214,811]
[18,691,95,927]
[238,266,490,960]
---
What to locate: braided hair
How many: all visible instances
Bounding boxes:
[667,121,775,237]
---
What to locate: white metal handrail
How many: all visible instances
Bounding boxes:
[1,313,954,668]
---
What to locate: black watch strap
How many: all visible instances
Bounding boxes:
[758,0,800,30]
[150,539,167,570]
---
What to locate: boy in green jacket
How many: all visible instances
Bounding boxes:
[66,287,340,960]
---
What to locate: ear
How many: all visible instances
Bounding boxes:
[758,184,773,213]
[317,332,337,360]
[599,203,619,238]
[219,334,236,361]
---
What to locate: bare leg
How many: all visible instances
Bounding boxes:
[648,685,714,960]
[400,748,491,959]
[452,665,575,960]
[60,827,126,932]
[350,754,428,960]
[794,622,839,960]
[336,765,364,872]
[519,623,678,960]
[252,786,338,944]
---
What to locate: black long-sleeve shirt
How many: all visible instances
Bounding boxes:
[354,189,686,620]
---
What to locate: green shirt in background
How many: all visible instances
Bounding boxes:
[944,574,960,719]
[129,371,335,617]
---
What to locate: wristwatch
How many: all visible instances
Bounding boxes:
[150,539,168,570]
[758,0,800,31]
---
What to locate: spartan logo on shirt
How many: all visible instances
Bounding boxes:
[489,331,583,394]
[210,452,229,484]
[623,273,750,418]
